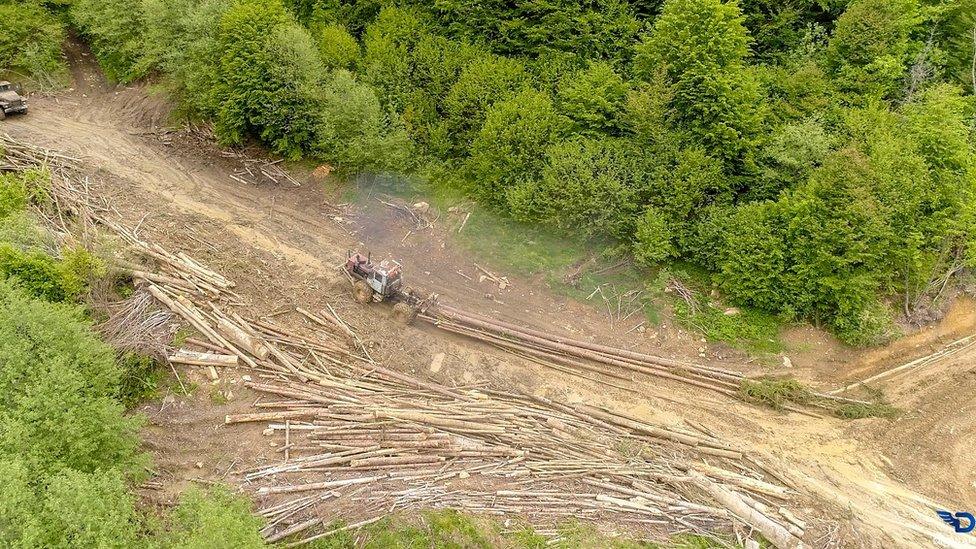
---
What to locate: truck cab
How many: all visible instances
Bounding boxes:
[0,81,27,119]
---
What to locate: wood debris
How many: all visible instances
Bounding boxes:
[0,133,814,549]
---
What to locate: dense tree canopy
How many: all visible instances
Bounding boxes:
[55,0,976,344]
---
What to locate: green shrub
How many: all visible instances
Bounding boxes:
[634,0,763,169]
[71,0,148,82]
[315,70,410,172]
[425,0,640,62]
[0,243,104,302]
[212,0,324,158]
[509,137,647,239]
[441,53,528,154]
[0,278,145,476]
[158,487,266,549]
[633,208,676,265]
[117,352,164,407]
[0,172,29,218]
[318,23,359,70]
[465,88,567,207]
[0,2,68,87]
[0,211,57,254]
[0,168,50,218]
[826,0,922,100]
[0,457,140,548]
[555,61,629,136]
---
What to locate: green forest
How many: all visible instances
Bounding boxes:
[3,0,976,345]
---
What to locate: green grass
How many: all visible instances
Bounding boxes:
[674,299,783,354]
[302,511,753,548]
[657,268,784,354]
[209,386,229,405]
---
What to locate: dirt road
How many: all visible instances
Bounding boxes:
[4,50,976,548]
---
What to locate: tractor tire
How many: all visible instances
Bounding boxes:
[392,302,417,325]
[353,280,374,304]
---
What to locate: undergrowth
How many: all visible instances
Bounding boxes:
[304,512,746,548]
[654,269,784,354]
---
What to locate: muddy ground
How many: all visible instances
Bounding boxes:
[4,44,976,548]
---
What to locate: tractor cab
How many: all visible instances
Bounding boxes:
[367,259,403,297]
[345,252,403,300]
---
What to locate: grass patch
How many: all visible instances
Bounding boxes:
[656,268,784,354]
[674,299,783,354]
[209,387,229,405]
[302,511,758,548]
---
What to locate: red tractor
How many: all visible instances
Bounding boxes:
[344,251,436,324]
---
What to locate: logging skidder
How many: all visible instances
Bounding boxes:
[344,251,437,324]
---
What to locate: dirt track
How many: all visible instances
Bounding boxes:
[4,48,976,548]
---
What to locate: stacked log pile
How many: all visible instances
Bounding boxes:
[1,134,810,548]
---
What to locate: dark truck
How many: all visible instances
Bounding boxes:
[0,81,28,120]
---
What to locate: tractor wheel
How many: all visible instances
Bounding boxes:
[353,280,374,304]
[392,302,417,325]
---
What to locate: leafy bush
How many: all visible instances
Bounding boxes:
[318,22,360,70]
[117,352,164,407]
[0,457,140,548]
[509,137,648,239]
[158,486,266,549]
[211,0,322,158]
[441,52,528,154]
[464,88,566,206]
[826,0,921,100]
[0,243,104,302]
[634,0,763,169]
[0,278,145,476]
[555,61,629,135]
[71,0,148,82]
[0,168,49,218]
[426,0,641,61]
[0,2,68,87]
[315,70,410,172]
[634,208,676,265]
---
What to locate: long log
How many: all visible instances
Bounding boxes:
[690,472,804,549]
[435,304,743,379]
[169,349,239,367]
[217,317,271,360]
[256,475,384,495]
[430,316,737,397]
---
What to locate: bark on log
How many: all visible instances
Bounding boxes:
[690,472,804,549]
[169,349,239,367]
[217,317,271,359]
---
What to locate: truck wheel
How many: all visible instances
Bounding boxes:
[353,280,374,304]
[392,302,417,325]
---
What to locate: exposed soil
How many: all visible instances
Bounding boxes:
[4,46,976,548]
